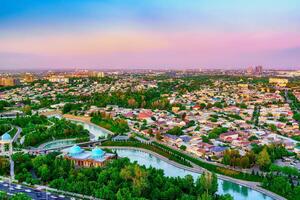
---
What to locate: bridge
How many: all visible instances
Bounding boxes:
[26,139,108,155]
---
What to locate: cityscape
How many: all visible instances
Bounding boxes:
[1,1,300,200]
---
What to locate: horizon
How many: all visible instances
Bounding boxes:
[1,0,300,70]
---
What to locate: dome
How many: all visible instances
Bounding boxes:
[1,133,11,141]
[69,145,83,156]
[92,147,105,159]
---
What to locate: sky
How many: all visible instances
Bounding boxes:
[0,0,300,70]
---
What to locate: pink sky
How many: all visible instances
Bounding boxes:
[1,0,300,69]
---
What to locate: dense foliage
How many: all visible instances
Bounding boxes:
[222,149,255,168]
[262,174,300,200]
[0,192,31,200]
[222,144,295,170]
[251,105,260,126]
[23,117,89,147]
[152,142,262,182]
[251,144,295,165]
[91,89,171,110]
[285,91,300,130]
[91,112,129,134]
[7,152,232,200]
[0,124,11,135]
[62,103,83,114]
[208,127,228,139]
[0,115,89,147]
[166,126,183,136]
[0,101,11,112]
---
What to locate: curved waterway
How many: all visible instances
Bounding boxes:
[47,114,273,200]
[41,139,75,149]
[47,114,109,140]
[69,120,109,140]
[115,149,273,200]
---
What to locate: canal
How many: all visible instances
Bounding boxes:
[48,114,274,200]
[115,149,273,200]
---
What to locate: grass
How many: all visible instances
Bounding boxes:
[133,132,150,141]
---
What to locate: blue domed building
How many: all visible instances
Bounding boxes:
[1,133,12,141]
[69,145,83,156]
[92,147,105,159]
[65,145,115,167]
[0,132,13,156]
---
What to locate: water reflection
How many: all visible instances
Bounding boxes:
[47,115,273,200]
[43,140,75,149]
[47,115,109,140]
[69,120,109,140]
[115,149,273,200]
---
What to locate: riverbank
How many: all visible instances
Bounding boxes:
[49,113,115,136]
[102,146,286,200]
[102,140,192,167]
[152,141,261,182]
[37,138,77,150]
[41,112,286,200]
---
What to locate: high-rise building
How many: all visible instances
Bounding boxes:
[89,71,105,78]
[246,66,254,74]
[0,77,19,86]
[97,71,105,78]
[23,73,34,83]
[254,66,263,75]
[48,76,69,83]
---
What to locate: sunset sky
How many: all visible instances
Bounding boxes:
[0,0,300,69]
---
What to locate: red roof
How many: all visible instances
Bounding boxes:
[138,111,153,119]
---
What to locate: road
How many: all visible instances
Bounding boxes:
[274,133,299,144]
[0,180,69,200]
[12,126,22,142]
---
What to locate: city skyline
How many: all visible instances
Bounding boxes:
[1,0,300,69]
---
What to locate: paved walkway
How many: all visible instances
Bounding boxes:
[12,126,22,142]
[103,146,201,173]
[156,139,255,174]
[37,138,77,150]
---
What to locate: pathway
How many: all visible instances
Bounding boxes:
[12,126,22,143]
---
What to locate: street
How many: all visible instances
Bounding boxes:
[0,180,70,200]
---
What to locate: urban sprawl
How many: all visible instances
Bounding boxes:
[0,67,300,200]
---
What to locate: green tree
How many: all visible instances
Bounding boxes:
[180,145,187,151]
[23,105,32,115]
[293,113,300,122]
[199,171,217,196]
[116,188,132,200]
[166,126,183,136]
[199,193,213,200]
[11,193,31,200]
[270,177,292,196]
[0,191,7,200]
[240,157,250,168]
[38,164,50,182]
[257,147,271,170]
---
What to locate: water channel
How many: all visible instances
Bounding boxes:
[48,114,273,200]
[115,149,272,200]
